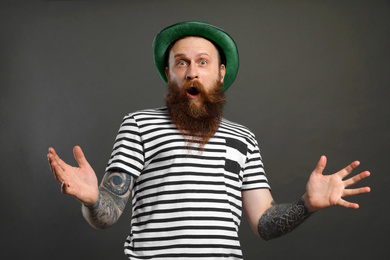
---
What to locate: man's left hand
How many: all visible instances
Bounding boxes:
[302,156,371,213]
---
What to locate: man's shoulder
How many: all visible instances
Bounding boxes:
[124,107,169,120]
[221,118,252,132]
[220,118,256,140]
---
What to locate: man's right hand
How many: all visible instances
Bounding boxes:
[48,146,99,206]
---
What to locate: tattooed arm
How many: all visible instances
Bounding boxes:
[243,189,312,241]
[243,156,370,241]
[81,171,134,229]
[48,146,134,229]
[257,198,311,241]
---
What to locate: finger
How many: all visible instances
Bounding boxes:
[343,186,371,198]
[48,147,61,164]
[313,155,327,175]
[73,146,88,168]
[48,147,56,156]
[344,171,370,188]
[338,161,360,179]
[48,148,56,173]
[48,153,57,173]
[49,148,68,171]
[337,198,360,209]
[50,156,65,184]
[47,153,54,173]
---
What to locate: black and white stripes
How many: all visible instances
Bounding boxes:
[106,107,270,259]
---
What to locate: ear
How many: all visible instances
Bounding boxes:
[219,64,226,84]
[165,67,170,81]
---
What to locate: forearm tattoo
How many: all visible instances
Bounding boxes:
[82,171,132,229]
[258,197,311,241]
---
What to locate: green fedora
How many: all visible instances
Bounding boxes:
[152,21,239,92]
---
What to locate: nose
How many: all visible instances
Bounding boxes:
[186,63,199,80]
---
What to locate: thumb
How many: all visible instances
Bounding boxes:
[73,146,89,168]
[313,155,327,175]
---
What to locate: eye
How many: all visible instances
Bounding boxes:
[199,60,207,66]
[178,61,187,66]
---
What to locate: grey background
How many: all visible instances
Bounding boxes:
[1,0,388,259]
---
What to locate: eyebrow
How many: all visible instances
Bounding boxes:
[173,53,212,59]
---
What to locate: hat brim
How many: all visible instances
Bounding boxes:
[153,21,239,92]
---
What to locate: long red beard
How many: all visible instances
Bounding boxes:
[165,79,226,150]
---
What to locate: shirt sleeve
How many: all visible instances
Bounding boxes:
[241,137,271,191]
[105,114,144,178]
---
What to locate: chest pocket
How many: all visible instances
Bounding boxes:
[224,137,248,176]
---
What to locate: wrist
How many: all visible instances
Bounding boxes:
[302,193,317,213]
[83,192,100,209]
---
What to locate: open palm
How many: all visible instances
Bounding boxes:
[48,146,99,206]
[304,156,370,212]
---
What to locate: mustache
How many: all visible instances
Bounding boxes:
[166,79,226,104]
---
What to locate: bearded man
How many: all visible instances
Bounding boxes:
[165,37,227,149]
[48,21,370,259]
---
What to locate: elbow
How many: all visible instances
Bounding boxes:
[81,204,116,230]
[250,221,273,241]
[86,218,114,230]
[257,216,279,241]
[257,228,273,241]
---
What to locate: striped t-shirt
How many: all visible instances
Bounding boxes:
[106,107,270,260]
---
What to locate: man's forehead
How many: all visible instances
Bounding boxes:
[170,36,218,53]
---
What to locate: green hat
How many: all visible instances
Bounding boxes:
[153,21,239,92]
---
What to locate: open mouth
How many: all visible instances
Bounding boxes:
[187,87,200,98]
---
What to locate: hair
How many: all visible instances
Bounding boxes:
[164,36,226,68]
